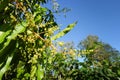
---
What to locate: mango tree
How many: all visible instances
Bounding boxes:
[0,0,77,79]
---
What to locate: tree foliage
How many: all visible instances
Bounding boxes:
[78,35,120,63]
[0,0,120,80]
[77,35,120,79]
[0,0,76,79]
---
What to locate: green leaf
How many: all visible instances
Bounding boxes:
[0,48,15,80]
[0,21,28,79]
[7,22,27,40]
[37,64,44,80]
[117,69,120,75]
[0,22,27,57]
[31,65,37,79]
[0,40,16,63]
[51,21,77,40]
[0,24,12,44]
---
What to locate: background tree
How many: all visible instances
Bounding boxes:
[76,35,120,79]
[78,35,120,64]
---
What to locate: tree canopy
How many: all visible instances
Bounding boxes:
[0,0,120,80]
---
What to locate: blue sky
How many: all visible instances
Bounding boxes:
[46,0,120,51]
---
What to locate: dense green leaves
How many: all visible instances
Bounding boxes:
[0,0,120,80]
[0,0,78,79]
[76,35,120,79]
[0,21,28,80]
[0,51,14,79]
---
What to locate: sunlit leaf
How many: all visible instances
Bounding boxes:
[37,64,44,80]
[0,49,14,80]
[51,21,77,40]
